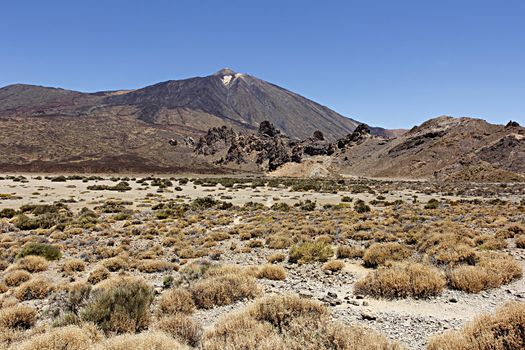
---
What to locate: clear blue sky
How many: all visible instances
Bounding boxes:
[1,0,524,128]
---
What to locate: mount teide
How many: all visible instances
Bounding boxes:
[0,69,377,172]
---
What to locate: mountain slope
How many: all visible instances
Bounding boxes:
[0,69,363,141]
[0,69,372,172]
[334,116,525,181]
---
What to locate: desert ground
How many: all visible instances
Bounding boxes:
[1,174,525,349]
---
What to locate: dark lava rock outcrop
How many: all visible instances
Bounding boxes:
[193,121,375,171]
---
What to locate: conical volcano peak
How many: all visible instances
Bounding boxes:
[214,68,237,76]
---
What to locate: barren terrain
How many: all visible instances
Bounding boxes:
[1,175,524,349]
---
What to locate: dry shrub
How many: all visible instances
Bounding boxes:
[49,283,90,324]
[515,235,525,249]
[98,331,189,350]
[497,224,525,239]
[203,312,283,350]
[81,277,154,334]
[137,259,172,273]
[101,257,129,272]
[267,252,286,263]
[190,273,260,309]
[16,256,49,272]
[4,270,31,287]
[87,266,110,285]
[256,264,286,280]
[15,278,53,300]
[288,241,333,264]
[249,294,328,328]
[157,314,203,347]
[247,239,264,248]
[208,231,230,242]
[427,302,525,350]
[0,282,7,293]
[474,234,507,250]
[62,259,86,274]
[419,233,477,266]
[354,262,446,299]
[203,294,401,350]
[158,288,195,315]
[450,253,522,293]
[281,316,402,350]
[336,245,364,259]
[266,235,292,249]
[322,260,345,272]
[363,243,411,268]
[9,325,97,350]
[0,305,36,330]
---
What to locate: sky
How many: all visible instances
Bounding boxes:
[1,0,524,128]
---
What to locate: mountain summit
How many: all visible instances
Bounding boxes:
[0,69,364,141]
[0,69,371,172]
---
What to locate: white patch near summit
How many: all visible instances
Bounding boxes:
[222,75,233,86]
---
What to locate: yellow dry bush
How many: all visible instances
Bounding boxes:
[266,234,292,249]
[87,266,110,285]
[97,331,190,350]
[9,325,97,350]
[158,288,195,315]
[16,256,49,273]
[474,234,507,250]
[450,253,522,293]
[256,264,286,280]
[322,260,345,272]
[101,257,129,272]
[354,262,446,299]
[137,259,173,273]
[190,273,260,309]
[427,302,525,350]
[0,305,36,330]
[363,243,411,268]
[62,258,86,274]
[249,294,328,328]
[267,252,286,263]
[418,232,477,266]
[203,294,401,350]
[203,312,285,350]
[336,245,364,259]
[4,270,31,287]
[15,278,53,300]
[515,235,525,249]
[156,314,203,347]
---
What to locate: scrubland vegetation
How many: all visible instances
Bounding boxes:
[0,175,524,349]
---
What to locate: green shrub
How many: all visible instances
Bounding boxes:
[191,196,218,210]
[81,277,154,334]
[288,241,333,264]
[0,208,16,218]
[17,242,62,261]
[424,198,439,209]
[354,199,370,213]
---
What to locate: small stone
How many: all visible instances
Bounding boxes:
[360,311,377,321]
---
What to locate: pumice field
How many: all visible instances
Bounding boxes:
[0,174,524,349]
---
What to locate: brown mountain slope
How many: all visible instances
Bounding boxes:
[334,116,525,181]
[0,69,366,140]
[188,116,524,182]
[0,69,382,173]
